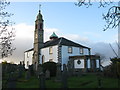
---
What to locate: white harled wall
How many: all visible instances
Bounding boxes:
[24,50,33,69]
[24,45,93,70]
[40,45,58,64]
[61,45,89,69]
[74,59,84,68]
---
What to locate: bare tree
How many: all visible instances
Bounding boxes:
[103,5,120,31]
[75,0,113,8]
[75,0,120,31]
[95,52,106,63]
[0,0,15,58]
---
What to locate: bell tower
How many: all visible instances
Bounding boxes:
[33,8,44,67]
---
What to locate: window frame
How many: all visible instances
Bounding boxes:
[42,55,45,64]
[80,47,84,54]
[49,46,53,54]
[27,52,29,58]
[68,46,72,53]
[27,61,29,67]
[35,24,37,29]
[40,23,43,29]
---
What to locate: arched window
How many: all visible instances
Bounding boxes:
[27,61,29,67]
[35,24,37,29]
[40,23,43,29]
[42,55,45,64]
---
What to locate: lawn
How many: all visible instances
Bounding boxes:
[16,73,119,88]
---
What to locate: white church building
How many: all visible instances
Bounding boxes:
[24,9,100,72]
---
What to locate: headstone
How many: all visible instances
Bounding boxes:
[25,70,30,80]
[118,1,120,59]
[39,72,46,89]
[0,64,2,90]
[18,63,23,78]
[78,69,82,76]
[67,61,73,77]
[55,63,62,82]
[29,65,34,76]
[45,70,50,80]
[22,61,25,69]
[7,72,17,88]
[33,62,37,75]
[61,64,68,88]
[37,64,43,78]
[97,72,102,88]
[2,64,5,77]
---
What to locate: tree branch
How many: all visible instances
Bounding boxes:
[75,0,113,8]
[0,0,15,58]
[103,6,120,31]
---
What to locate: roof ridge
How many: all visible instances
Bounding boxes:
[59,37,90,49]
[24,48,34,52]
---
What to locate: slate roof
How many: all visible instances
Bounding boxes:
[24,48,33,52]
[44,37,90,49]
[25,37,90,52]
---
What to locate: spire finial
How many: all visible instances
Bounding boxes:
[39,4,41,13]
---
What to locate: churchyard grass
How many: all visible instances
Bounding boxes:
[15,73,118,88]
[102,77,118,88]
[16,76,39,88]
[68,74,118,88]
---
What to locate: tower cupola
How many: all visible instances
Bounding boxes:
[50,32,58,40]
[36,10,43,21]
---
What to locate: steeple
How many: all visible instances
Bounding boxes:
[33,5,44,68]
[36,4,43,21]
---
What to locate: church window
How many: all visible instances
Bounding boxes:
[80,47,83,54]
[40,23,43,29]
[49,59,53,62]
[27,61,29,67]
[49,47,53,54]
[68,46,72,53]
[27,52,29,58]
[35,24,37,29]
[42,55,45,64]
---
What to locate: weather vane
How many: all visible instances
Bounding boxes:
[39,4,41,12]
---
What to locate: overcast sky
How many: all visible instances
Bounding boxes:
[1,1,119,66]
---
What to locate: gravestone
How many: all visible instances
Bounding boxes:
[2,64,5,77]
[67,61,73,77]
[55,63,62,82]
[78,69,82,77]
[33,62,38,76]
[37,64,43,78]
[97,72,102,88]
[7,72,17,88]
[45,69,50,80]
[22,61,25,70]
[25,70,30,80]
[29,64,34,76]
[0,64,2,90]
[39,72,46,89]
[18,62,23,78]
[61,64,68,88]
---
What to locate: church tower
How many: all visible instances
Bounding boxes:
[33,9,44,67]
